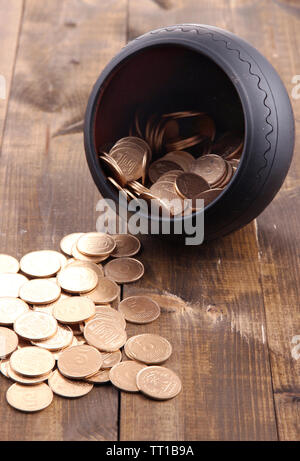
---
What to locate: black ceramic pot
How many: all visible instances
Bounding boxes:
[84,24,294,242]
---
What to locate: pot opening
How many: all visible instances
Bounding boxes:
[92,44,245,213]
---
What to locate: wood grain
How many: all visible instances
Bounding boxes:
[227,0,300,441]
[0,0,24,147]
[0,0,127,441]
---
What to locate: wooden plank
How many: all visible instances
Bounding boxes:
[0,0,127,441]
[0,0,24,147]
[227,0,300,441]
[121,2,277,441]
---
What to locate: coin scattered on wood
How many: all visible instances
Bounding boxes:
[118,296,160,324]
[6,382,53,412]
[0,254,20,274]
[136,366,182,400]
[0,231,184,413]
[109,361,146,393]
[48,370,93,398]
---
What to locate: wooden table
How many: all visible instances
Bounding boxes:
[0,0,299,441]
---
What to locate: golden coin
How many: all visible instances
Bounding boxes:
[57,265,98,293]
[85,368,110,384]
[7,362,52,385]
[109,361,146,393]
[77,232,116,257]
[53,297,95,324]
[125,334,172,364]
[82,277,119,304]
[157,169,183,183]
[14,311,58,341]
[84,318,127,352]
[101,350,122,369]
[6,382,53,412]
[111,234,141,258]
[175,172,210,199]
[89,305,126,330]
[104,258,144,283]
[20,250,62,278]
[118,296,160,324]
[110,148,144,182]
[0,358,10,377]
[10,347,55,377]
[162,151,194,172]
[19,279,61,305]
[60,233,85,256]
[48,370,93,398]
[71,243,109,263]
[100,154,127,187]
[0,254,20,274]
[31,324,73,351]
[192,154,226,186]
[58,345,102,379]
[0,298,29,325]
[136,366,182,400]
[0,273,28,297]
[64,259,104,279]
[192,188,223,209]
[0,327,18,358]
[149,160,183,183]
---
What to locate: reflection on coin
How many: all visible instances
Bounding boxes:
[91,305,126,330]
[0,327,18,358]
[57,266,98,293]
[19,279,61,305]
[192,155,226,186]
[0,254,19,274]
[104,258,144,283]
[64,259,104,279]
[109,361,146,393]
[82,277,119,304]
[111,234,141,258]
[14,311,58,341]
[53,297,95,324]
[71,243,109,263]
[31,324,73,351]
[48,370,93,398]
[118,296,160,324]
[125,334,172,364]
[100,350,122,369]
[6,382,53,412]
[77,232,116,257]
[0,273,28,297]
[7,362,52,385]
[20,250,61,278]
[136,366,182,400]
[0,358,10,378]
[10,347,55,377]
[60,233,85,256]
[84,318,127,352]
[85,368,111,384]
[0,298,29,325]
[58,345,102,379]
[175,172,210,199]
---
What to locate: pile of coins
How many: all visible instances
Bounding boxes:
[99,110,243,214]
[0,233,181,413]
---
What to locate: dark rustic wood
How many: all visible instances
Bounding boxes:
[0,0,24,147]
[0,0,127,441]
[0,0,299,441]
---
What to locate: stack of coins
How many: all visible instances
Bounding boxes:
[0,233,181,413]
[99,110,243,214]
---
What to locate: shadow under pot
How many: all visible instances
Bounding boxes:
[84,24,294,243]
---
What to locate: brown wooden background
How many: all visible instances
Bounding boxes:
[0,0,299,441]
